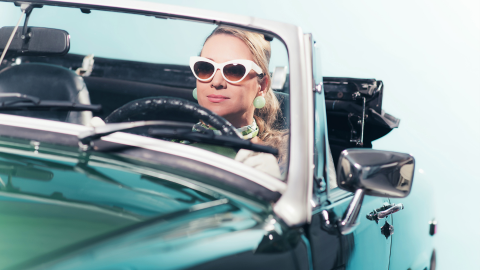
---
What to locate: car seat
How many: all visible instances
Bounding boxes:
[0,62,93,125]
[274,91,289,130]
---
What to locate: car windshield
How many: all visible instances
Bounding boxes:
[0,2,290,180]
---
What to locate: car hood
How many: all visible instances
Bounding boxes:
[7,198,265,270]
[0,150,267,270]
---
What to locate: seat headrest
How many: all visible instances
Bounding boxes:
[0,63,87,121]
[274,91,289,130]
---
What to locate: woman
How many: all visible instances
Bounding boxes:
[190,26,288,177]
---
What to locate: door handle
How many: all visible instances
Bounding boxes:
[366,203,404,223]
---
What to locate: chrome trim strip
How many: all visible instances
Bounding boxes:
[191,198,229,211]
[0,114,88,135]
[0,0,314,226]
[0,114,286,193]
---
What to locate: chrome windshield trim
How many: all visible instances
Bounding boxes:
[0,0,315,226]
[273,33,314,226]
[0,114,286,193]
[7,0,254,26]
[0,113,87,135]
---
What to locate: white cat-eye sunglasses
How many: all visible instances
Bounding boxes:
[190,56,263,84]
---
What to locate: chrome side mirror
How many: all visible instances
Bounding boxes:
[336,149,414,234]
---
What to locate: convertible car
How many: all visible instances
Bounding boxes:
[0,1,436,269]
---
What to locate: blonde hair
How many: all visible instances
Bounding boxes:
[204,26,289,169]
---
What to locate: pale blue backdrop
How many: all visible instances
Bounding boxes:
[1,0,479,268]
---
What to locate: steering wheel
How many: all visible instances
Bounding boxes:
[104,96,238,137]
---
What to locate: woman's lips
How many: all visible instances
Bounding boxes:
[207,94,230,103]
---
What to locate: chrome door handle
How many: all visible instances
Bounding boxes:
[366,203,404,223]
[378,204,404,219]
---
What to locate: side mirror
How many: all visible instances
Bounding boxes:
[335,149,414,234]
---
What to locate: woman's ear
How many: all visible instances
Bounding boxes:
[258,77,269,96]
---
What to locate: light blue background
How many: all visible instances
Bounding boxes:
[1,0,479,268]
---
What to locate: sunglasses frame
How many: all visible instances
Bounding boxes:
[190,56,263,83]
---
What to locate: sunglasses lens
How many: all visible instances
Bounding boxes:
[224,64,246,82]
[193,61,215,80]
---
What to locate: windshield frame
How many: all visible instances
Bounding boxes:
[0,0,316,227]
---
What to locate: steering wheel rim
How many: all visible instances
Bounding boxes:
[104,96,238,137]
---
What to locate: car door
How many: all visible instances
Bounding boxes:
[308,188,393,270]
[308,90,393,269]
[388,163,436,270]
[308,38,392,268]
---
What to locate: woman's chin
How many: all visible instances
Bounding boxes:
[207,107,229,117]
[202,106,234,120]
[199,101,244,123]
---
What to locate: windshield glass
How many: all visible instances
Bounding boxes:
[0,3,290,180]
[0,147,232,268]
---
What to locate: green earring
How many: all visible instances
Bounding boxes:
[253,96,265,109]
[193,88,197,100]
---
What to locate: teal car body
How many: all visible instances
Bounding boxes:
[0,133,298,270]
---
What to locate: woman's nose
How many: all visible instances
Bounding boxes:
[211,68,227,90]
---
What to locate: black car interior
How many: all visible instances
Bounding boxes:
[0,62,92,124]
[0,52,399,168]
[0,54,291,128]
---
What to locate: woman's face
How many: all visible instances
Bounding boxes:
[197,34,265,127]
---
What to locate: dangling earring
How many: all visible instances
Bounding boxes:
[193,88,197,100]
[253,96,265,109]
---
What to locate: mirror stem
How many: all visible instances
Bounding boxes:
[338,189,365,235]
[20,3,42,42]
[21,8,32,41]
